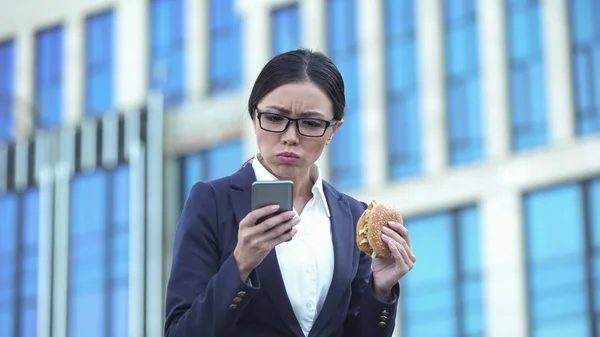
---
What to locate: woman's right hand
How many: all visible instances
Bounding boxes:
[233,205,300,281]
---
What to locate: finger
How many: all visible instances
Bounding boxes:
[388,221,411,249]
[385,234,413,268]
[242,205,281,227]
[382,226,416,261]
[255,211,297,233]
[394,240,414,268]
[262,215,301,241]
[267,226,299,247]
[382,234,409,268]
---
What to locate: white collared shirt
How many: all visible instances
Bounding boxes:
[251,155,334,337]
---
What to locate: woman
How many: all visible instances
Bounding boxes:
[164,49,416,337]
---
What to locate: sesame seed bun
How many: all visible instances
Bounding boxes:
[356,200,403,258]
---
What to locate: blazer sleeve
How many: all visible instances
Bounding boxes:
[343,202,401,337]
[164,182,261,337]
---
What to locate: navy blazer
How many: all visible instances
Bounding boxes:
[164,163,400,337]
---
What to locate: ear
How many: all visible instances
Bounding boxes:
[326,119,344,145]
[252,116,259,135]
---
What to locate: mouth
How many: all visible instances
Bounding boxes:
[276,152,300,163]
[277,152,299,158]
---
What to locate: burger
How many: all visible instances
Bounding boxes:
[356,200,404,258]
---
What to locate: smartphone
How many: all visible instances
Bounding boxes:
[251,180,294,231]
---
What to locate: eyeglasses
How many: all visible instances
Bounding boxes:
[256,112,338,137]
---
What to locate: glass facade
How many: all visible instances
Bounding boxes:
[525,178,600,336]
[444,0,484,165]
[0,189,40,337]
[0,40,15,141]
[208,0,243,95]
[326,0,362,191]
[85,10,115,116]
[402,206,484,336]
[507,0,548,151]
[181,139,244,203]
[35,26,64,128]
[68,166,130,337]
[150,0,186,107]
[271,4,301,56]
[569,0,600,135]
[385,0,421,179]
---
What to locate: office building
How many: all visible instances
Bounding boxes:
[0,0,598,336]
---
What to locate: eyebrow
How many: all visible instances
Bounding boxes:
[262,105,327,119]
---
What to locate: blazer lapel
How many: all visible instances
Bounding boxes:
[229,164,304,337]
[309,182,355,335]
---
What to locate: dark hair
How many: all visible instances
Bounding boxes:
[247,48,346,121]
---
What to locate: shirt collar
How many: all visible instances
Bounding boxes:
[251,153,331,217]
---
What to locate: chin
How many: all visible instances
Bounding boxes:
[272,165,302,179]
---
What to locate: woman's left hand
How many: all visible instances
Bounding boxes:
[372,221,416,299]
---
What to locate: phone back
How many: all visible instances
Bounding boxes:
[251,180,294,211]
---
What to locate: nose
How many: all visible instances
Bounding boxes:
[281,121,300,145]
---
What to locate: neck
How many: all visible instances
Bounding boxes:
[291,171,313,202]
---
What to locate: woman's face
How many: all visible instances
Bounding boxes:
[253,81,343,180]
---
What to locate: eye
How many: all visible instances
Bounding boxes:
[301,119,326,128]
[265,114,285,122]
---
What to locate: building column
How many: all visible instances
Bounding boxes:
[302,0,330,179]
[417,0,448,174]
[482,190,529,337]
[480,0,511,161]
[187,0,209,101]
[51,155,74,337]
[14,29,34,140]
[543,0,576,145]
[116,0,149,111]
[358,0,387,189]
[64,16,83,125]
[238,0,271,159]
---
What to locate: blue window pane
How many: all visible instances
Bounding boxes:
[180,139,244,207]
[458,206,484,335]
[0,40,15,141]
[150,0,186,107]
[385,0,421,180]
[182,153,205,201]
[508,1,548,150]
[272,4,301,56]
[0,194,17,337]
[110,286,129,337]
[444,0,484,165]
[20,189,39,336]
[86,10,114,116]
[403,212,457,336]
[111,166,130,337]
[525,182,589,335]
[36,26,64,128]
[327,0,361,190]
[68,167,130,337]
[569,0,600,135]
[209,0,242,95]
[69,171,107,337]
[205,138,244,181]
[403,206,484,337]
[591,179,600,247]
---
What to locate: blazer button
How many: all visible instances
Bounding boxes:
[229,304,238,309]
[237,291,247,297]
[381,310,388,315]
[233,297,243,304]
[378,321,387,327]
[380,316,388,321]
